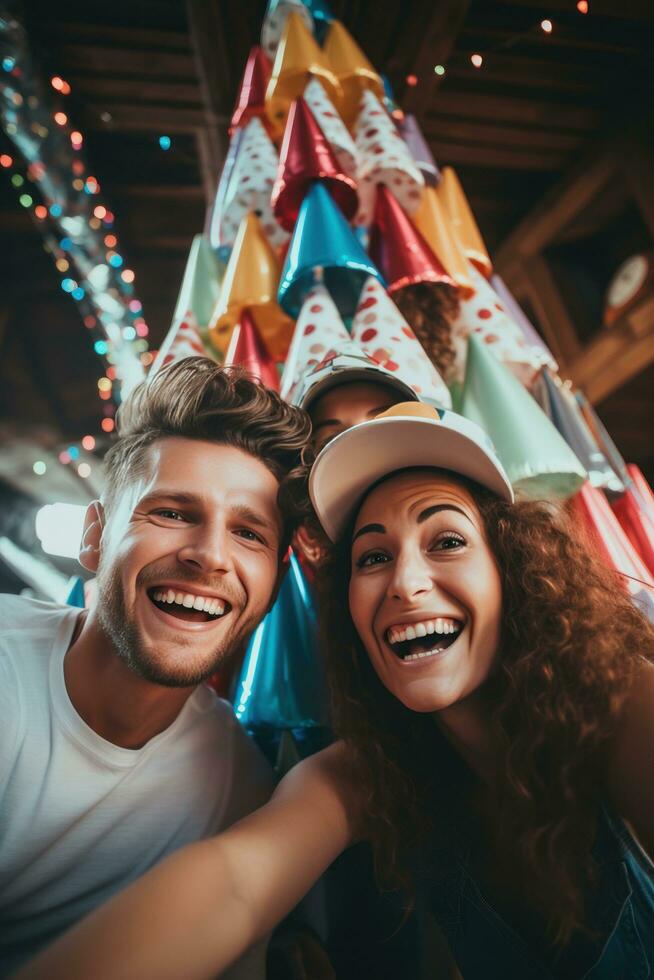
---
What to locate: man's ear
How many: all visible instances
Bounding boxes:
[78,501,105,572]
[293,524,327,568]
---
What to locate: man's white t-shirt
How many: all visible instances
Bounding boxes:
[0,595,274,977]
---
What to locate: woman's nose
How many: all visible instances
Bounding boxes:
[387,550,432,602]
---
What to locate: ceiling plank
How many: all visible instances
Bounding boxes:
[426,90,600,130]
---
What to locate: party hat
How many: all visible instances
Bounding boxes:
[279,283,350,401]
[303,77,358,180]
[491,274,557,371]
[66,576,86,608]
[351,276,451,408]
[461,333,586,499]
[208,212,293,360]
[212,117,289,251]
[413,186,474,298]
[209,127,244,250]
[570,482,654,619]
[448,263,548,388]
[278,181,383,318]
[260,0,313,61]
[369,185,453,294]
[353,89,424,226]
[611,486,654,577]
[233,551,329,729]
[230,46,272,133]
[171,234,224,332]
[398,114,441,187]
[539,369,623,492]
[576,389,630,489]
[224,308,280,390]
[323,19,383,126]
[627,465,654,526]
[265,12,341,134]
[150,316,209,375]
[438,167,492,279]
[271,97,358,231]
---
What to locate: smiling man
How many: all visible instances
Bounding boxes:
[0,357,309,978]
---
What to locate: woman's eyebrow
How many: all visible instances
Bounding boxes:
[417,504,473,525]
[352,522,386,542]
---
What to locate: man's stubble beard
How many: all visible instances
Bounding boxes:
[95,560,254,688]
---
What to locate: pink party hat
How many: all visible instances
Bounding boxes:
[449,263,548,388]
[150,317,209,376]
[213,117,289,251]
[303,77,358,180]
[279,283,350,402]
[353,89,424,226]
[351,276,451,408]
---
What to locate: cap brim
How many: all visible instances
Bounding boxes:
[309,414,514,542]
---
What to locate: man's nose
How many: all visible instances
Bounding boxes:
[177,521,233,575]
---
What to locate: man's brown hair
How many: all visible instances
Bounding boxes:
[103,357,311,546]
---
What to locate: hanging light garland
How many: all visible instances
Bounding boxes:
[0,6,151,413]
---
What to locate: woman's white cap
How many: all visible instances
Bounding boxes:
[309,402,514,542]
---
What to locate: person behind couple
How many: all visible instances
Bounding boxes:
[17,403,654,980]
[0,356,309,978]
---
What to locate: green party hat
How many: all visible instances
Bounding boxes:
[461,335,586,499]
[172,234,223,330]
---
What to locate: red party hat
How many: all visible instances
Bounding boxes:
[271,97,358,231]
[369,185,455,293]
[224,308,280,391]
[611,486,654,576]
[230,46,272,133]
[627,464,654,527]
[569,482,654,598]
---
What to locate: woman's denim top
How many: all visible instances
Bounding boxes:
[421,809,654,979]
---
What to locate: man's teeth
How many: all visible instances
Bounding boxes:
[387,618,460,645]
[151,589,226,616]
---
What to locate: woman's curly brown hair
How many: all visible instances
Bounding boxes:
[317,476,654,945]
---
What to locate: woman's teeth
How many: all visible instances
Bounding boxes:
[387,618,459,645]
[386,617,462,661]
[151,589,226,617]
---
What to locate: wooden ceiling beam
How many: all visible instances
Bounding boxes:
[423,117,582,151]
[68,76,201,105]
[444,50,605,93]
[58,45,196,79]
[429,140,565,171]
[81,104,216,133]
[427,90,599,130]
[40,22,192,49]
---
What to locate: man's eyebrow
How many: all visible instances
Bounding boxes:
[352,522,386,542]
[417,504,474,525]
[138,491,200,508]
[231,503,279,533]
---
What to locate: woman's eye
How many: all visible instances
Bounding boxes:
[356,551,389,568]
[432,534,465,551]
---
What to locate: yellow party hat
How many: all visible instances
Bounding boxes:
[323,19,384,126]
[265,12,341,134]
[413,187,474,298]
[438,167,492,280]
[208,212,293,360]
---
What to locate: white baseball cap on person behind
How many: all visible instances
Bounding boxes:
[309,401,514,542]
[296,345,419,413]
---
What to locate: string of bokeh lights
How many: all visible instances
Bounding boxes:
[405,1,590,86]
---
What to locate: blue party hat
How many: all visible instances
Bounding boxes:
[233,551,328,730]
[66,576,86,608]
[278,181,384,319]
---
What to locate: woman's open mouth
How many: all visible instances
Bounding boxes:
[147,587,231,624]
[385,617,463,662]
